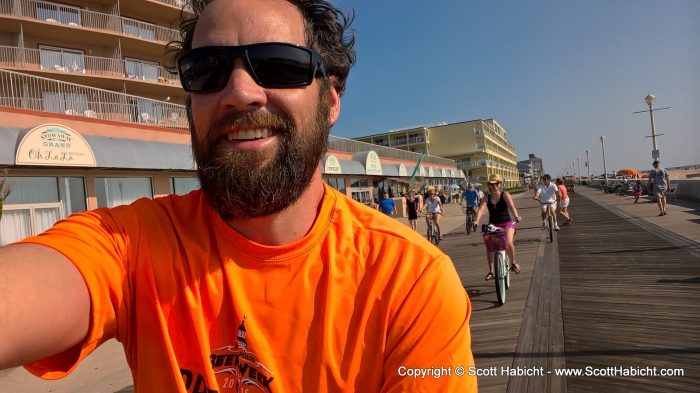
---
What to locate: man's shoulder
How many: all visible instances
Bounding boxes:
[330,190,440,254]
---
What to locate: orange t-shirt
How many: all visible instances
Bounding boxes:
[20,184,477,392]
[557,184,569,200]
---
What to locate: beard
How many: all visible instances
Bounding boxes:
[191,94,330,221]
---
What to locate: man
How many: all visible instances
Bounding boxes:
[648,160,670,216]
[0,0,476,391]
[460,182,480,231]
[533,174,560,230]
[378,191,397,217]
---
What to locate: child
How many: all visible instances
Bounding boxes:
[633,181,642,203]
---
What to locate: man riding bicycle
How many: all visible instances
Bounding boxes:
[533,174,560,231]
[460,182,480,231]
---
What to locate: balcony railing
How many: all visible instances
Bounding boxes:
[328,135,456,167]
[152,0,193,13]
[0,45,180,86]
[0,0,180,44]
[0,69,187,129]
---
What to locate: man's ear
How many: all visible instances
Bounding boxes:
[326,77,341,126]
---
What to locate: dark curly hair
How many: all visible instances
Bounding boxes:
[168,0,356,96]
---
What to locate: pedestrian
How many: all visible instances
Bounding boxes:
[437,189,447,205]
[378,191,397,217]
[648,160,670,216]
[633,180,642,203]
[555,178,573,224]
[405,191,420,230]
[0,0,476,391]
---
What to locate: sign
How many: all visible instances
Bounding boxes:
[323,154,342,174]
[352,151,382,175]
[419,165,426,177]
[652,149,660,159]
[398,163,407,177]
[15,124,96,167]
[428,167,435,177]
[441,168,448,177]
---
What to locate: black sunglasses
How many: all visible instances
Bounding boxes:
[177,42,327,93]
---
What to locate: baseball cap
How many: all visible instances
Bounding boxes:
[652,160,659,165]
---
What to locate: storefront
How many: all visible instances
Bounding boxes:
[0,124,196,245]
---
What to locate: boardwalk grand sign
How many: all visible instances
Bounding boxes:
[15,124,96,167]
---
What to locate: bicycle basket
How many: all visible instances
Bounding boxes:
[482,231,507,252]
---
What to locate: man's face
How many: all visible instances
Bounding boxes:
[188,0,341,220]
[383,193,389,199]
[543,178,551,186]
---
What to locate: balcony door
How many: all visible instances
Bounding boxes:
[39,46,85,73]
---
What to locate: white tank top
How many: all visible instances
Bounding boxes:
[425,198,442,214]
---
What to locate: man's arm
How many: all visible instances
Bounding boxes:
[0,244,90,369]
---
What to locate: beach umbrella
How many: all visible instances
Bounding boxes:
[617,168,639,177]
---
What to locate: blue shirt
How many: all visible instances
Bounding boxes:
[379,197,395,215]
[462,189,479,207]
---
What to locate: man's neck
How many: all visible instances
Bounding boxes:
[224,170,326,246]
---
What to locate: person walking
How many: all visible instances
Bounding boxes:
[405,191,420,230]
[555,178,573,225]
[648,160,670,216]
[378,191,397,217]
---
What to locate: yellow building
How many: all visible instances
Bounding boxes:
[353,119,519,188]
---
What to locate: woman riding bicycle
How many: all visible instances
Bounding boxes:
[421,189,444,240]
[474,174,522,280]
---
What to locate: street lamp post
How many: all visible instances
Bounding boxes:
[634,94,669,161]
[600,136,608,188]
[645,94,659,159]
[577,156,581,183]
[585,149,591,181]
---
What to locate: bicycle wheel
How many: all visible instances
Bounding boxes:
[433,227,441,245]
[494,251,506,305]
[466,215,472,235]
[548,214,554,242]
[505,252,511,289]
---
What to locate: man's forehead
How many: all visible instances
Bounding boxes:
[193,0,305,48]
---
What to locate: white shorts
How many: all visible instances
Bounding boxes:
[541,201,557,211]
[559,198,570,208]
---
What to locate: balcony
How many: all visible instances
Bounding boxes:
[0,0,180,44]
[0,69,187,129]
[151,0,193,13]
[0,45,180,86]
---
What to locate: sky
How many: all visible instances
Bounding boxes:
[329,0,700,177]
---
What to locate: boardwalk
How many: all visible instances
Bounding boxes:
[440,187,700,392]
[1,188,699,392]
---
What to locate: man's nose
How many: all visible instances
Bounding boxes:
[218,58,267,111]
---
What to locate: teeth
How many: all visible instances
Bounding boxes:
[226,129,271,141]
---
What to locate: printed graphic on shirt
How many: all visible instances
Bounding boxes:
[212,316,275,393]
[180,316,275,393]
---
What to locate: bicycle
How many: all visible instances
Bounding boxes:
[462,205,477,235]
[425,212,441,245]
[482,225,510,305]
[537,200,556,243]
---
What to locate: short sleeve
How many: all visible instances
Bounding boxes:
[18,209,131,379]
[382,256,478,392]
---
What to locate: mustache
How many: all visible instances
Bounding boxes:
[210,110,294,138]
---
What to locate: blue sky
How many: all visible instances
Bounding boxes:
[330,0,700,177]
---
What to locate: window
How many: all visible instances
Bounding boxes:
[349,178,368,188]
[170,177,200,195]
[0,176,86,245]
[125,58,159,81]
[95,177,153,208]
[40,46,85,73]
